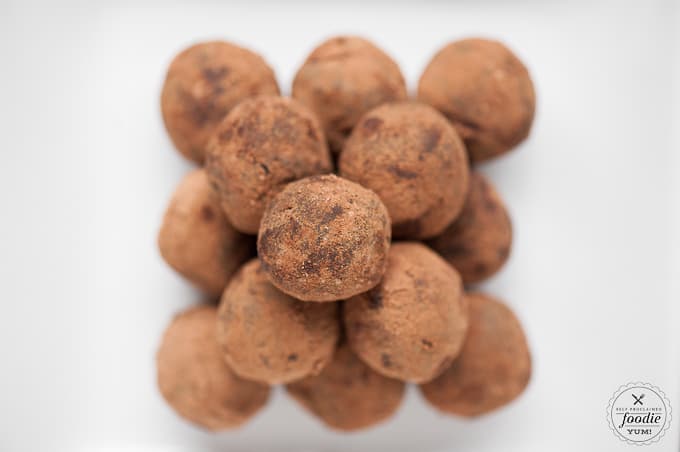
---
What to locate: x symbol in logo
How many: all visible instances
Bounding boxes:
[632,394,644,405]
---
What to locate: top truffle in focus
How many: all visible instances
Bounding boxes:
[257,175,391,302]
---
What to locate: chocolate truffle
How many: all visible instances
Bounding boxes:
[418,38,535,162]
[206,96,333,234]
[292,36,407,153]
[217,259,340,384]
[420,292,531,417]
[161,41,279,163]
[158,169,252,297]
[258,174,391,302]
[286,343,405,431]
[427,172,512,284]
[339,102,469,239]
[344,242,468,383]
[156,305,270,430]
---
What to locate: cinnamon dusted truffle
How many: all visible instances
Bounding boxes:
[206,96,332,234]
[286,343,405,431]
[427,172,512,284]
[156,306,270,430]
[258,175,391,302]
[420,292,531,417]
[292,36,407,153]
[158,169,252,297]
[161,41,279,163]
[418,38,535,162]
[344,242,468,383]
[339,102,469,239]
[217,259,340,384]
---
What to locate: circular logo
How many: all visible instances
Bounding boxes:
[607,382,672,445]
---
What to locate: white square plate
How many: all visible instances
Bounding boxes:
[1,1,679,451]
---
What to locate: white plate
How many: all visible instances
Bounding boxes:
[1,1,679,451]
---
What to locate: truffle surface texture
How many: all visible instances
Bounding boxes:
[339,101,469,239]
[156,306,270,430]
[217,259,340,384]
[258,174,391,302]
[420,292,531,417]
[286,343,405,431]
[206,96,332,234]
[418,38,535,162]
[158,169,252,296]
[427,172,512,284]
[161,41,279,163]
[344,242,468,383]
[293,36,407,154]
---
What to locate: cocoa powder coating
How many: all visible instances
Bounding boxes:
[339,101,470,239]
[156,306,270,431]
[216,259,340,384]
[420,292,531,417]
[161,41,279,163]
[155,36,535,431]
[427,172,512,284]
[343,242,468,383]
[292,36,407,154]
[286,343,405,431]
[257,174,391,302]
[418,38,535,162]
[206,96,333,234]
[158,169,252,297]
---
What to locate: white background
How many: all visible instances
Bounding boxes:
[1,1,679,451]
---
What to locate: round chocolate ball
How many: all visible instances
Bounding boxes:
[292,36,407,154]
[156,306,270,430]
[217,259,340,384]
[258,174,391,302]
[286,343,405,431]
[427,172,512,284]
[339,102,469,239]
[418,38,535,162]
[158,169,252,297]
[206,96,333,234]
[161,41,279,163]
[420,292,531,417]
[343,242,468,383]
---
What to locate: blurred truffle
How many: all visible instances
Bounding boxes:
[427,172,512,284]
[293,36,407,153]
[258,175,391,302]
[418,38,535,162]
[339,102,469,239]
[286,343,405,431]
[161,41,279,163]
[344,242,468,383]
[420,292,531,416]
[217,259,340,384]
[156,306,270,430]
[158,169,252,297]
[206,96,332,234]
